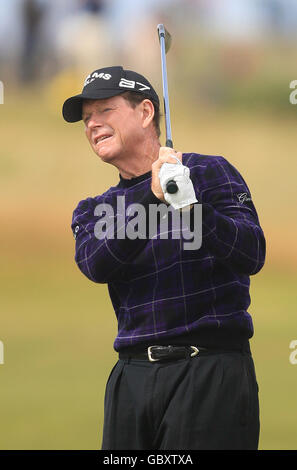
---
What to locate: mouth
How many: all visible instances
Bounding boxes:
[94,134,113,146]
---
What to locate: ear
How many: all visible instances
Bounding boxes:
[141,99,155,129]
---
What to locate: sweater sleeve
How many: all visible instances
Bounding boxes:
[71,189,162,284]
[195,156,266,275]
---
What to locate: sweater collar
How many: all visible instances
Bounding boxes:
[118,170,152,188]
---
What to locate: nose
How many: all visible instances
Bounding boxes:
[86,115,103,131]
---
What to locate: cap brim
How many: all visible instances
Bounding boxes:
[62,89,129,123]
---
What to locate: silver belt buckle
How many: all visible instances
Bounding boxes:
[148,346,160,362]
[148,345,199,362]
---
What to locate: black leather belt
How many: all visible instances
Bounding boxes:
[119,344,243,363]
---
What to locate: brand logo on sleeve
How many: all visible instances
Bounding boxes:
[236,192,252,204]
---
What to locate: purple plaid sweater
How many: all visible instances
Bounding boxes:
[71,153,266,352]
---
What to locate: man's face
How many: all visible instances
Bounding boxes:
[82,95,145,163]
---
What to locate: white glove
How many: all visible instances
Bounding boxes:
[158,156,198,210]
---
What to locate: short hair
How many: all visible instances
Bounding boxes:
[120,91,161,138]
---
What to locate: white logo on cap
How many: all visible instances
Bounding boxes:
[119,79,150,92]
[84,72,112,87]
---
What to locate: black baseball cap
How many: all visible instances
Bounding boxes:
[62,66,159,123]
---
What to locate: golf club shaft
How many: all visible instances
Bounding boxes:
[157,24,178,194]
[159,31,173,148]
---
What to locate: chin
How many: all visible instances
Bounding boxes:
[98,154,114,163]
[95,142,123,163]
[96,149,118,163]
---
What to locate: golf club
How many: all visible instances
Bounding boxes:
[157,24,178,194]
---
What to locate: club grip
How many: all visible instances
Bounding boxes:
[165,139,178,193]
[166,180,178,194]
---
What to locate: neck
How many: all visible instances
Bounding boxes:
[117,137,161,179]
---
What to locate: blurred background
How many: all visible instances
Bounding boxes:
[1,0,297,450]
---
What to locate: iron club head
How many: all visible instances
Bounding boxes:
[157,24,172,54]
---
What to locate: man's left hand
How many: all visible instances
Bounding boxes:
[151,147,183,203]
[151,147,198,210]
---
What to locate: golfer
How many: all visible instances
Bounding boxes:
[63,66,266,450]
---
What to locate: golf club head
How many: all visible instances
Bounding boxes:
[157,24,172,54]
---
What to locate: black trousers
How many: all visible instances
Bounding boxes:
[101,349,259,450]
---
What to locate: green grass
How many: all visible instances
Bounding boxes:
[1,256,118,449]
[251,268,297,450]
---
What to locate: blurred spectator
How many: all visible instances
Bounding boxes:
[104,0,173,80]
[79,0,105,15]
[20,0,47,83]
[259,0,285,36]
[54,0,110,74]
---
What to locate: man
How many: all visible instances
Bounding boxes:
[63,66,266,450]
